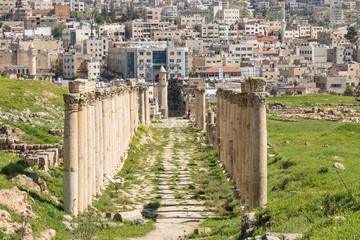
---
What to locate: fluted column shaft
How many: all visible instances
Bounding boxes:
[63,94,80,216]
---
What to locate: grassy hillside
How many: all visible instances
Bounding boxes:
[260,95,360,239]
[268,94,358,107]
[0,77,68,144]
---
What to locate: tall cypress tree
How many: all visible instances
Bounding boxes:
[167,78,185,116]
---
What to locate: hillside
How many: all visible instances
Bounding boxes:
[259,94,360,239]
[0,77,68,144]
[0,78,69,239]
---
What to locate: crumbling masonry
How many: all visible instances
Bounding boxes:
[63,79,150,215]
[196,78,268,209]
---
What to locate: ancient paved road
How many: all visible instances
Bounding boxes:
[127,118,214,240]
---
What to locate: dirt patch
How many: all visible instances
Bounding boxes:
[0,186,34,217]
[11,174,41,192]
[42,91,57,98]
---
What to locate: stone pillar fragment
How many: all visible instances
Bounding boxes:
[63,93,80,215]
[139,88,146,125]
[144,87,150,125]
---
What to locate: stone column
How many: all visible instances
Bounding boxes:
[249,78,268,208]
[199,88,206,130]
[144,87,150,125]
[215,91,221,154]
[94,98,100,194]
[118,88,124,162]
[95,90,103,194]
[87,93,94,205]
[90,93,96,199]
[208,111,214,125]
[139,88,146,125]
[63,93,80,216]
[111,89,116,172]
[77,95,87,212]
[102,89,110,177]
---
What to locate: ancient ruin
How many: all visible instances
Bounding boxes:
[63,79,150,215]
[193,88,206,131]
[156,66,168,117]
[196,78,268,209]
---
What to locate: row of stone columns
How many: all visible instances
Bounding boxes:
[63,79,150,215]
[213,78,268,209]
[194,88,206,130]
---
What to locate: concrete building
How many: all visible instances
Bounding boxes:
[177,15,205,28]
[0,0,15,15]
[70,0,84,12]
[314,75,347,94]
[54,5,70,20]
[216,9,240,22]
[107,44,189,81]
[99,24,125,40]
[201,24,219,41]
[330,9,344,25]
[34,0,53,10]
[142,7,162,22]
[161,5,177,19]
[83,38,110,61]
[125,21,169,40]
[297,45,328,63]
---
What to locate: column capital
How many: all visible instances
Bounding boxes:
[252,92,268,110]
[88,92,95,106]
[247,78,267,92]
[64,93,80,111]
[95,89,104,101]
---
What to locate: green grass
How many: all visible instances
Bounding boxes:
[95,220,155,239]
[258,119,360,239]
[268,94,358,107]
[0,77,68,144]
[0,77,68,113]
[184,128,242,239]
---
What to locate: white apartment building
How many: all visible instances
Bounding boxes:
[83,38,110,61]
[87,60,100,80]
[70,0,84,12]
[63,26,96,47]
[297,45,328,63]
[219,24,238,41]
[34,0,53,10]
[177,15,205,27]
[161,5,177,19]
[229,41,257,58]
[216,9,240,22]
[244,23,266,35]
[99,24,125,40]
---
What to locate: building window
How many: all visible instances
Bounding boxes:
[153,50,166,64]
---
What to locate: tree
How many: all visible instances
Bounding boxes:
[262,9,267,17]
[345,26,358,44]
[344,85,354,96]
[167,78,185,116]
[52,26,66,39]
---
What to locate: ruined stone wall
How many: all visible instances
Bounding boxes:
[203,78,268,209]
[63,79,150,215]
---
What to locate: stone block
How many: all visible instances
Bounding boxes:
[46,148,59,167]
[193,227,211,235]
[113,210,142,222]
[69,79,88,93]
[36,154,49,171]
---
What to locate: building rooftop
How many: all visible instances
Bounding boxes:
[202,66,242,73]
